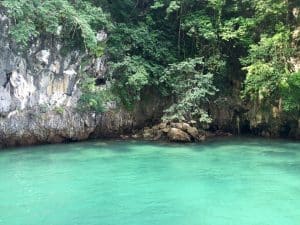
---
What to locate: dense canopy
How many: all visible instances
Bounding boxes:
[2,0,299,124]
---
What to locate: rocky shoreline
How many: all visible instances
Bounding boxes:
[121,121,232,143]
[0,7,299,149]
[2,117,300,149]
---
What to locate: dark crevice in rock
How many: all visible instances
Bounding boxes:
[95,77,106,86]
[3,71,11,88]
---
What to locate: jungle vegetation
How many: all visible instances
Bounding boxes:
[2,0,300,123]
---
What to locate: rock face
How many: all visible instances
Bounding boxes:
[205,8,300,140]
[208,13,300,140]
[0,11,140,147]
[243,8,300,139]
[0,109,135,147]
[0,12,81,115]
[209,94,300,140]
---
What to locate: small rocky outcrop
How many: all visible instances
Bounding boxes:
[139,122,208,142]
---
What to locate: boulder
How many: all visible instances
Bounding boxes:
[182,122,191,131]
[153,130,163,140]
[143,130,154,139]
[162,127,170,133]
[120,135,130,140]
[190,120,197,125]
[198,135,206,141]
[158,122,167,129]
[167,128,191,142]
[132,134,142,139]
[171,122,183,130]
[186,126,200,140]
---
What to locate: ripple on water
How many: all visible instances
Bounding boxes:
[0,138,299,225]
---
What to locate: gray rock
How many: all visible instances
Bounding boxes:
[0,87,11,115]
[167,128,191,142]
[186,126,200,140]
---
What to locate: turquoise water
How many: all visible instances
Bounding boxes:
[0,138,299,225]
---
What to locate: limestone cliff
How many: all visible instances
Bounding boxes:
[0,11,139,147]
[242,6,299,139]
[208,7,300,140]
[0,6,299,148]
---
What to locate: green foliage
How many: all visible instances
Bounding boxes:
[166,1,181,15]
[2,0,111,52]
[94,42,107,58]
[151,1,165,10]
[8,20,39,46]
[109,56,150,109]
[4,0,298,122]
[242,27,294,104]
[77,75,110,113]
[280,72,300,115]
[160,58,218,123]
[220,17,255,44]
[106,22,176,109]
[254,0,287,22]
[182,11,217,41]
[107,23,176,64]
[54,106,65,115]
[104,0,296,122]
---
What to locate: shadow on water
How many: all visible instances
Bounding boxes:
[1,136,299,156]
[203,136,299,147]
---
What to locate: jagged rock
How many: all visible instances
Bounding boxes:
[0,109,136,147]
[139,121,209,142]
[153,130,163,140]
[132,134,142,139]
[261,131,271,138]
[215,130,233,137]
[36,50,51,65]
[152,125,160,131]
[173,123,183,130]
[181,122,191,131]
[120,135,130,140]
[167,128,191,142]
[0,87,11,116]
[198,135,206,141]
[190,120,197,125]
[186,126,200,140]
[162,128,170,133]
[158,122,167,129]
[143,131,154,140]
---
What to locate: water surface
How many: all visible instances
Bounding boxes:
[0,138,299,225]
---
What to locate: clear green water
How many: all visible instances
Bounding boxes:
[0,138,299,225]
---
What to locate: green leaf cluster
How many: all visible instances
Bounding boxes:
[77,74,115,113]
[161,58,218,123]
[280,72,300,116]
[2,0,111,52]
